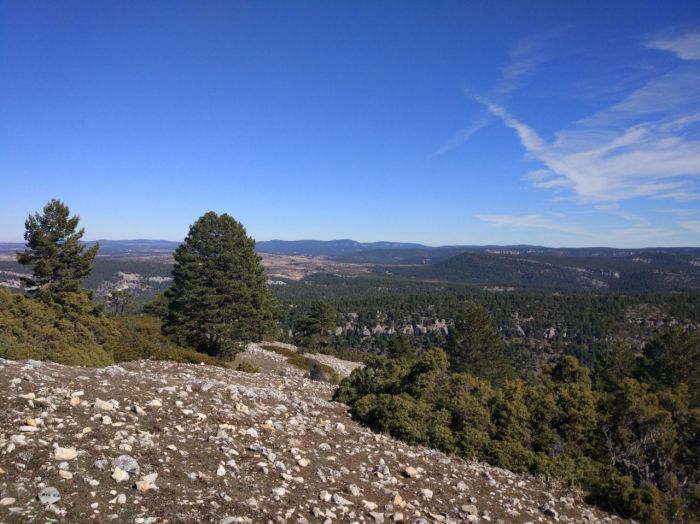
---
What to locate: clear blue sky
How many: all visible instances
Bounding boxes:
[1,1,699,247]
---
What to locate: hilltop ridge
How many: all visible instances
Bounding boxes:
[0,352,623,524]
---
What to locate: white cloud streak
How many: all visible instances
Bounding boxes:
[646,30,700,60]
[497,33,552,95]
[475,213,584,234]
[679,220,700,233]
[431,114,491,156]
[433,30,561,156]
[483,63,700,203]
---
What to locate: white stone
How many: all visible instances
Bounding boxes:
[54,447,78,460]
[94,399,114,411]
[419,488,433,500]
[403,466,419,478]
[38,487,61,505]
[112,467,129,483]
[271,487,286,497]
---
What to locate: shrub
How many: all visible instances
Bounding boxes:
[235,360,260,373]
[110,315,220,366]
[0,289,114,366]
[0,289,219,367]
[334,344,699,523]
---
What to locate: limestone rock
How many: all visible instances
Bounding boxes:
[38,486,61,504]
[54,447,78,460]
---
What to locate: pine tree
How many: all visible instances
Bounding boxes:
[162,212,276,356]
[444,301,510,382]
[294,300,336,351]
[639,327,700,407]
[106,289,134,314]
[16,199,99,301]
[387,333,416,359]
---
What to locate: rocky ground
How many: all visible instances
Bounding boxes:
[237,342,364,379]
[0,357,626,524]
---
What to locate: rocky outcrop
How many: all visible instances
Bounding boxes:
[0,358,623,523]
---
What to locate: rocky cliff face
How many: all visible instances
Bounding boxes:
[0,358,624,524]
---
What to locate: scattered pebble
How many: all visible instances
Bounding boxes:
[0,352,619,523]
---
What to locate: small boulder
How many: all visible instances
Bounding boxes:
[419,488,433,500]
[403,466,419,478]
[38,487,61,505]
[271,487,286,497]
[54,447,78,461]
[112,467,129,483]
[94,398,114,411]
[135,473,158,492]
[111,455,140,476]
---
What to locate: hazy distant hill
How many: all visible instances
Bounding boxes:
[2,239,698,260]
[0,240,180,258]
[255,239,427,256]
[2,239,700,295]
[392,251,700,292]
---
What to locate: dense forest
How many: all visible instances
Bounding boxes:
[272,273,700,369]
[334,323,699,523]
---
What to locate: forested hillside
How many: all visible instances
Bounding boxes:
[398,251,700,292]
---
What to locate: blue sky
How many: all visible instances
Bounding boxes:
[1,1,699,247]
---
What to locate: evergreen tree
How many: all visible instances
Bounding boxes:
[162,212,276,356]
[594,338,639,393]
[294,300,336,351]
[639,327,700,407]
[387,333,416,359]
[141,292,169,318]
[106,289,134,314]
[16,199,99,301]
[444,301,510,382]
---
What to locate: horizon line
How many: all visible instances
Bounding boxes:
[1,238,699,250]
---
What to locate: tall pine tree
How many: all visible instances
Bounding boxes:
[445,301,510,382]
[17,199,99,301]
[162,212,276,356]
[294,300,336,351]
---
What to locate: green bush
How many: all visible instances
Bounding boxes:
[110,315,220,366]
[0,289,114,366]
[235,360,260,373]
[334,342,700,523]
[0,289,219,367]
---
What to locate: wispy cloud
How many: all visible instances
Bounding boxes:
[592,226,676,247]
[594,203,650,226]
[475,213,686,248]
[657,208,700,216]
[646,30,700,60]
[679,220,700,233]
[431,114,491,156]
[475,213,584,234]
[497,29,561,96]
[433,30,561,156]
[483,59,700,203]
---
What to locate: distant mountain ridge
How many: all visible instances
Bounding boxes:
[1,239,699,260]
[255,239,428,256]
[2,239,700,294]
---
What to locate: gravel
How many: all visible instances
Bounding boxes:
[0,357,625,523]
